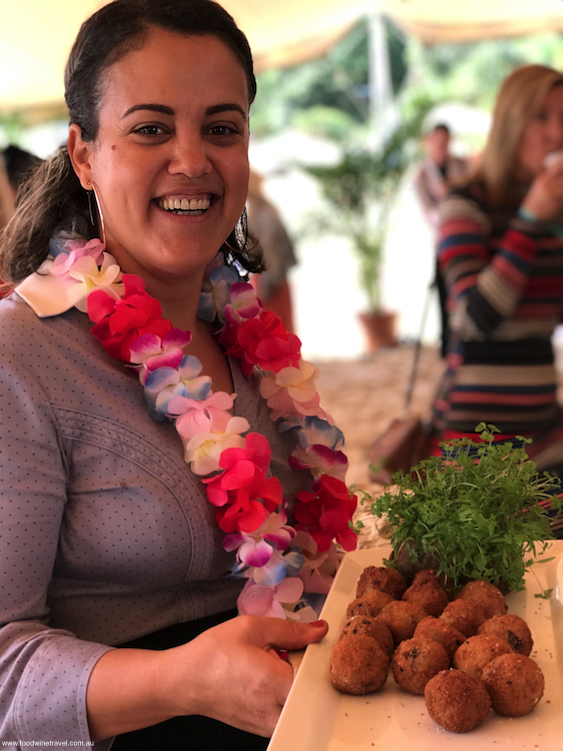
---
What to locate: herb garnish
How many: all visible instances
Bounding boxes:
[369,424,562,592]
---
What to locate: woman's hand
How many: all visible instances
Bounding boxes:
[521,156,563,221]
[162,615,329,737]
[87,615,328,742]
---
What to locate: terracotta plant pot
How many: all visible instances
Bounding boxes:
[358,309,398,353]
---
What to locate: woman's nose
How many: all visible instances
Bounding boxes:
[169,139,212,178]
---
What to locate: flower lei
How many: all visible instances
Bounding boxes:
[17,237,358,620]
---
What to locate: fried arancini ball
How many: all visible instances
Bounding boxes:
[477,614,533,656]
[330,634,389,694]
[339,615,394,658]
[392,637,450,694]
[409,568,449,589]
[413,616,466,661]
[481,653,544,716]
[454,580,507,620]
[440,598,486,637]
[453,634,513,679]
[346,589,395,620]
[425,669,491,733]
[376,600,428,646]
[402,582,449,618]
[355,565,407,599]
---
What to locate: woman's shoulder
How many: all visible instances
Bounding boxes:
[0,292,105,395]
[0,292,91,347]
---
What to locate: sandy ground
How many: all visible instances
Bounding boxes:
[312,343,445,548]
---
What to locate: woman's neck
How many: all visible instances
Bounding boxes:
[138,270,206,332]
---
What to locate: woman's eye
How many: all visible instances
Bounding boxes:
[210,124,236,136]
[133,124,165,136]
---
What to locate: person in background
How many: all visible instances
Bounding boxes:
[0,146,42,295]
[0,1,352,749]
[414,123,468,230]
[431,64,563,537]
[3,144,42,201]
[414,123,469,357]
[0,155,14,230]
[246,169,297,334]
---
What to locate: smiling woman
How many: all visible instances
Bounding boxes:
[0,2,360,750]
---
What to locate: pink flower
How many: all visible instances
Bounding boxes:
[223,506,295,569]
[291,531,339,594]
[294,474,358,552]
[237,577,304,619]
[168,391,236,441]
[223,282,262,325]
[289,444,348,481]
[51,238,105,276]
[129,328,192,384]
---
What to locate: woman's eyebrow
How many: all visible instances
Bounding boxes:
[206,103,248,121]
[121,103,248,121]
[122,103,175,119]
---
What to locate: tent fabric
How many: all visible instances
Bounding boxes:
[0,0,562,111]
[383,0,563,44]
[0,0,373,111]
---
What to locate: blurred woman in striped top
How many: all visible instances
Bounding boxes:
[431,64,563,536]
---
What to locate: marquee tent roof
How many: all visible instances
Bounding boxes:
[1,0,562,111]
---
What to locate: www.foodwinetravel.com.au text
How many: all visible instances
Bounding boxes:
[1,742,94,748]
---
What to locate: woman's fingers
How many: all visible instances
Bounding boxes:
[160,615,328,737]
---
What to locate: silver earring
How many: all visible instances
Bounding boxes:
[87,181,106,247]
[224,208,259,254]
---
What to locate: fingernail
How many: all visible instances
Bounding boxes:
[275,649,289,661]
[310,619,326,627]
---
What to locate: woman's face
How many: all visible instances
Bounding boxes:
[516,85,563,180]
[69,28,250,289]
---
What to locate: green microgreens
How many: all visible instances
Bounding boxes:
[369,423,562,592]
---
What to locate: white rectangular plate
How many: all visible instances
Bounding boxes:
[269,541,563,751]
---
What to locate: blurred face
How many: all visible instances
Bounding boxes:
[516,84,563,180]
[68,28,250,289]
[428,128,450,166]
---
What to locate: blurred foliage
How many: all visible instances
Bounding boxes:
[298,96,432,310]
[0,112,26,147]
[251,20,563,143]
[251,18,407,140]
[405,31,563,112]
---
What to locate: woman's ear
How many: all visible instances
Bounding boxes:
[67,124,94,190]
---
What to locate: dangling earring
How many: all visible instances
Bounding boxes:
[224,208,259,254]
[87,181,106,247]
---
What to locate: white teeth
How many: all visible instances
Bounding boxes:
[158,197,211,213]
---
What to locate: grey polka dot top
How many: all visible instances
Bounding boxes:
[0,293,311,748]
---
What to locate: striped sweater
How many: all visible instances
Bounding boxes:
[431,182,563,530]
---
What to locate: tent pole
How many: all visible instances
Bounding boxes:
[367,10,393,150]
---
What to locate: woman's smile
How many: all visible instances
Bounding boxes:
[157,195,212,215]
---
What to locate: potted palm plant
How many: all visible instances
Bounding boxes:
[300,104,430,351]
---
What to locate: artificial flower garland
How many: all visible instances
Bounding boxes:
[17,237,358,620]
